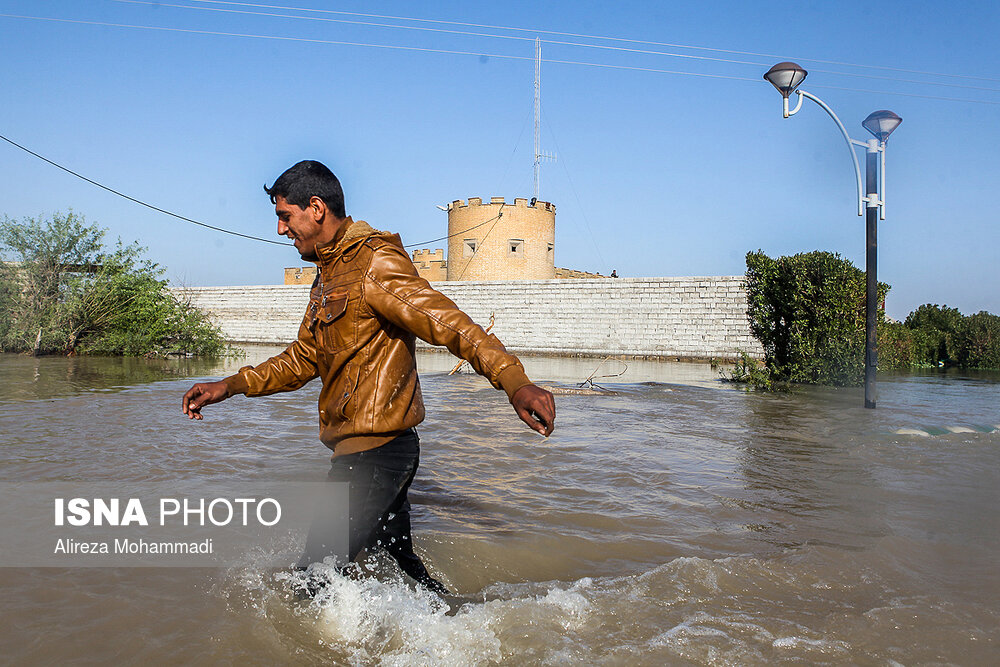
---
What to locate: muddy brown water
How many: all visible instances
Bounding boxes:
[1,349,998,665]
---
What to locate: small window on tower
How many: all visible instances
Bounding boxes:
[463,239,477,257]
[547,243,554,258]
[508,239,524,256]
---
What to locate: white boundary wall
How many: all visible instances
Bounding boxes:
[173,276,762,359]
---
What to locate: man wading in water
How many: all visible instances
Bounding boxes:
[181,160,556,595]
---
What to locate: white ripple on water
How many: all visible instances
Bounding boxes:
[220,542,1000,666]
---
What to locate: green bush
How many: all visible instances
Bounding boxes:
[0,211,226,357]
[0,260,17,344]
[897,304,1000,370]
[736,249,1000,383]
[952,311,1000,369]
[904,304,962,366]
[876,319,916,370]
[721,350,789,392]
[743,249,889,387]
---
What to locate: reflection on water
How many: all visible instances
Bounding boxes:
[0,350,998,664]
[0,353,232,402]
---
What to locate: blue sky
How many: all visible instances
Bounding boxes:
[1,0,997,320]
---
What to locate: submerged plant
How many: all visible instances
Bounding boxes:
[721,350,789,392]
[743,250,889,388]
[0,211,226,357]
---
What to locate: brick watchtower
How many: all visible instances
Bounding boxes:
[444,196,556,281]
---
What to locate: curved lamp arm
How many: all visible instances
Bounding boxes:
[788,89,867,217]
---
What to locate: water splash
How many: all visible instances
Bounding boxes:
[215,545,999,665]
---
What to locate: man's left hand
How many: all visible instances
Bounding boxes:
[511,385,556,437]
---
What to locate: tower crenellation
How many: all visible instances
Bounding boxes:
[445,195,556,281]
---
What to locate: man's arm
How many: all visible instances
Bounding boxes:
[363,243,555,436]
[181,319,320,420]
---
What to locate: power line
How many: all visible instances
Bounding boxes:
[404,212,502,249]
[113,0,538,45]
[456,208,505,281]
[4,12,999,105]
[541,110,605,270]
[0,13,535,63]
[498,105,534,194]
[543,57,1000,105]
[543,38,1000,93]
[803,82,1000,105]
[404,208,508,281]
[118,0,767,73]
[115,0,1000,93]
[547,58,760,83]
[0,124,512,250]
[0,132,291,246]
[184,0,1000,84]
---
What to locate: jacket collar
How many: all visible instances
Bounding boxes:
[314,217,381,264]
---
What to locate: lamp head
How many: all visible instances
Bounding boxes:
[862,110,902,143]
[764,61,808,98]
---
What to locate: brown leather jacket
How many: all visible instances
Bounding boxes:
[224,218,534,455]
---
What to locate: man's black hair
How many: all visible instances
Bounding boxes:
[264,160,346,218]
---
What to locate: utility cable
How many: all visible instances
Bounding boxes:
[456,207,505,281]
[542,57,1000,105]
[183,0,1000,84]
[0,132,291,246]
[115,0,539,45]
[498,105,534,194]
[116,0,1000,93]
[541,110,606,270]
[403,212,502,249]
[0,13,535,64]
[5,12,1000,105]
[117,1,764,71]
[543,38,1000,93]
[803,82,1000,105]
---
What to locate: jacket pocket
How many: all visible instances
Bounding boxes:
[335,362,361,421]
[315,291,350,349]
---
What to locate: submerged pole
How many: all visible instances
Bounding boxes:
[864,143,879,408]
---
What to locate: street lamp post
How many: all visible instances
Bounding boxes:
[764,62,901,409]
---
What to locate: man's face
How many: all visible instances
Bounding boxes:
[275,195,324,261]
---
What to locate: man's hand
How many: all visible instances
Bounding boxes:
[511,384,556,437]
[182,380,230,420]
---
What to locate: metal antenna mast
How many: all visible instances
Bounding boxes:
[533,37,541,200]
[533,37,555,201]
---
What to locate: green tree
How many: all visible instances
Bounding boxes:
[0,259,17,344]
[952,311,1000,369]
[876,319,916,370]
[743,249,890,387]
[0,211,104,352]
[903,304,963,366]
[0,211,225,357]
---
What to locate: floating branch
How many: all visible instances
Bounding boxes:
[578,356,628,390]
[448,312,495,376]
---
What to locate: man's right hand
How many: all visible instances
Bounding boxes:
[511,384,556,437]
[182,380,230,420]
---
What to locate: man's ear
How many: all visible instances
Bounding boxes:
[308,196,327,222]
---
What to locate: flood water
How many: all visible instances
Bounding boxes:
[1,349,998,665]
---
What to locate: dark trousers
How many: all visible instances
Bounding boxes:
[298,429,447,593]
